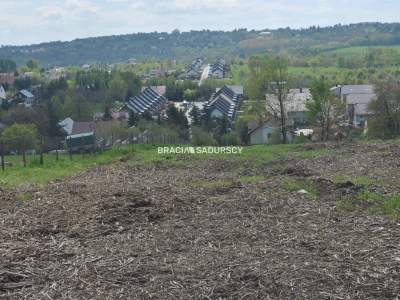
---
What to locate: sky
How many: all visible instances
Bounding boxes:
[0,0,399,46]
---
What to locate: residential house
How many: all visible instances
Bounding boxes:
[250,88,312,145]
[0,85,6,105]
[185,58,204,80]
[141,85,167,96]
[0,73,15,85]
[249,118,293,144]
[331,85,376,127]
[59,118,74,135]
[19,72,35,80]
[209,58,229,79]
[59,118,95,152]
[206,85,243,123]
[45,67,66,81]
[12,89,35,107]
[126,86,168,117]
[149,69,166,79]
[93,109,129,122]
[186,67,202,80]
[112,109,129,121]
[266,88,312,128]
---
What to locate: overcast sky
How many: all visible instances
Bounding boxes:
[0,0,399,46]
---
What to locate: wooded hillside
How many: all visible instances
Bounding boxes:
[1,23,400,66]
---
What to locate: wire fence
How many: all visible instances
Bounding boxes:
[0,131,186,171]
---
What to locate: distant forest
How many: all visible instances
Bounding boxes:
[1,23,400,67]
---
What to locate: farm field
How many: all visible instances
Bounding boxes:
[1,141,400,298]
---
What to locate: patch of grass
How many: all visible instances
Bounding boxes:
[0,142,327,189]
[189,178,231,189]
[0,145,167,189]
[239,175,266,184]
[15,193,33,201]
[189,175,267,189]
[379,195,400,220]
[332,175,377,186]
[236,144,327,167]
[282,177,317,198]
[296,149,328,160]
[339,189,400,220]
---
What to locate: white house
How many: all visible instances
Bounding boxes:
[266,88,312,127]
[249,119,293,145]
[0,85,6,104]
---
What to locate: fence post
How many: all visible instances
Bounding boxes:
[1,140,4,172]
[39,136,44,165]
[69,142,72,161]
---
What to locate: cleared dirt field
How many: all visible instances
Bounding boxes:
[1,142,400,299]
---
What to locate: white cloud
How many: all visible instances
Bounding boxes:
[0,0,399,45]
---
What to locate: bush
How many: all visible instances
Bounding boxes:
[270,130,283,145]
[221,132,241,146]
[191,127,217,146]
[293,133,310,144]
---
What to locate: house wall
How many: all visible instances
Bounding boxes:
[67,135,95,152]
[250,124,276,145]
[250,123,294,145]
[210,109,223,119]
[211,69,224,79]
[25,97,34,107]
[288,111,307,127]
[354,114,366,127]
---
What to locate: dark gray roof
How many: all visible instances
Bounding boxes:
[332,85,374,97]
[206,85,243,121]
[346,93,377,105]
[127,87,167,115]
[19,89,34,98]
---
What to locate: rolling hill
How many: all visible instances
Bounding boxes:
[1,22,400,67]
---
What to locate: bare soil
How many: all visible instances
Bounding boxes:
[1,142,400,299]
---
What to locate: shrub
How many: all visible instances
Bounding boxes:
[293,133,310,144]
[221,132,241,146]
[191,126,217,146]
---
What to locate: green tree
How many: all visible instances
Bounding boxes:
[245,56,270,125]
[1,124,39,167]
[103,106,112,121]
[235,119,250,145]
[189,105,201,126]
[128,111,140,127]
[26,59,40,70]
[0,59,17,72]
[266,56,290,144]
[221,132,241,146]
[306,77,341,141]
[368,80,400,138]
[166,104,189,140]
[183,89,196,101]
[64,91,92,121]
[106,75,128,104]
